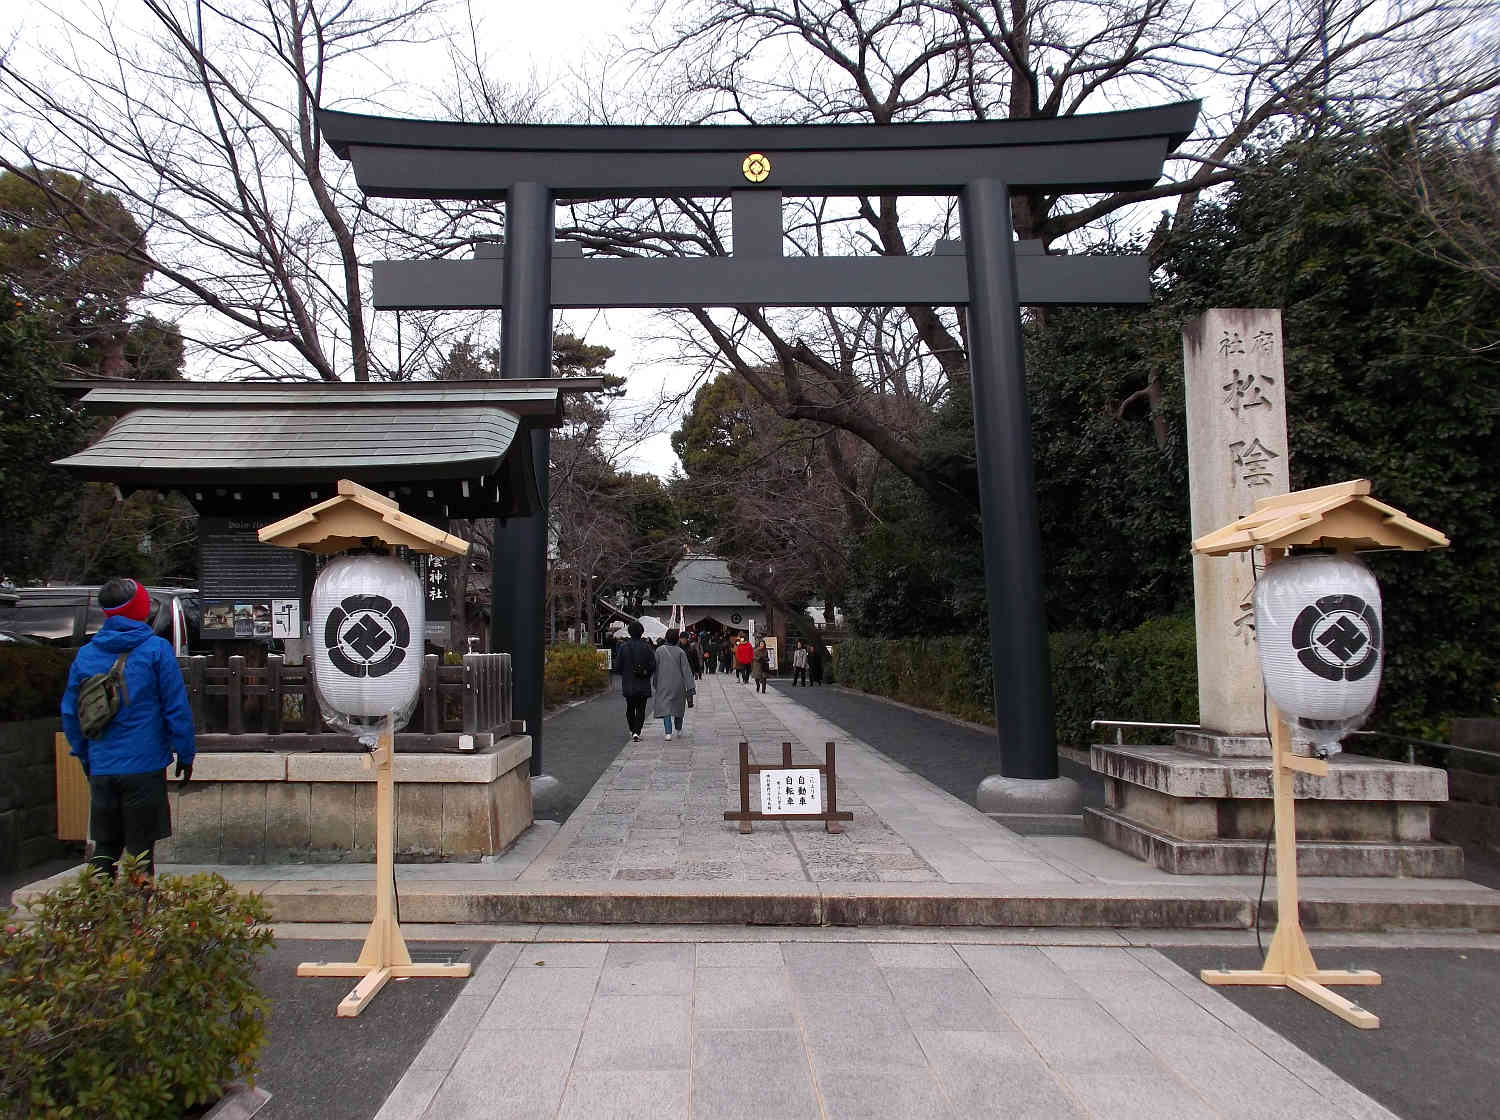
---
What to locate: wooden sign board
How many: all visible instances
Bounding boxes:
[725,741,852,834]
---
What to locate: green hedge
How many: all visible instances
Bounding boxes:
[544,642,609,707]
[0,646,73,723]
[833,614,1199,747]
[832,633,995,726]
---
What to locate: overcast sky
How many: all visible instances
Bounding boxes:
[2,0,693,478]
[415,0,693,480]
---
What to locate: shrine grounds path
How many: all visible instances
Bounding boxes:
[12,673,1500,1118]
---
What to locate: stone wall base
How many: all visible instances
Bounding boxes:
[155,735,533,864]
[1435,800,1500,856]
[1089,742,1463,877]
[0,718,69,874]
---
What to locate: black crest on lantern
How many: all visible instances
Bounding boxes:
[325,593,410,678]
[1291,594,1381,683]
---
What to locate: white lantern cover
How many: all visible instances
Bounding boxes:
[311,554,424,737]
[1253,553,1382,753]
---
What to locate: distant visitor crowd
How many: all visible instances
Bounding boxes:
[612,625,825,741]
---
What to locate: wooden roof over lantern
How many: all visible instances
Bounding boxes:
[257,480,469,557]
[1192,479,1450,557]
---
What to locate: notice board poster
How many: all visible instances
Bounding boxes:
[199,517,310,641]
[760,768,822,814]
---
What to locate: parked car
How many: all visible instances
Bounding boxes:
[0,585,201,654]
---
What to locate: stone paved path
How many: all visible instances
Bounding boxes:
[375,935,1400,1120]
[523,671,1059,884]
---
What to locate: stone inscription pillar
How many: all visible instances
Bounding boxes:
[1182,309,1290,746]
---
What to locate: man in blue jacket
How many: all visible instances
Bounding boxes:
[61,578,195,877]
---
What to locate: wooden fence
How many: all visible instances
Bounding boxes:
[177,652,511,745]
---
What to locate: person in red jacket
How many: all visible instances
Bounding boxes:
[734,634,755,684]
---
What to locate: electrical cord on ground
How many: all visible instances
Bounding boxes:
[1255,689,1273,957]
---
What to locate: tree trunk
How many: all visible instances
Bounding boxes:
[449,524,472,652]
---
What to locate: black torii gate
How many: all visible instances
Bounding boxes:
[322,100,1199,820]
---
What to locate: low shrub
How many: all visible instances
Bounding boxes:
[1051,614,1199,747]
[544,642,608,707]
[0,645,73,723]
[833,614,1200,748]
[0,855,274,1119]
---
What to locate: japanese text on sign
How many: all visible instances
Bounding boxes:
[1229,437,1280,487]
[760,768,822,815]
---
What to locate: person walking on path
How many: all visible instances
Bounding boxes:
[719,639,733,675]
[734,634,755,684]
[792,640,809,686]
[653,628,695,740]
[751,638,771,693]
[61,577,195,878]
[685,634,703,680]
[809,639,826,686]
[616,619,656,742]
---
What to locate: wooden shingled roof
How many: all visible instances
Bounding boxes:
[55,404,523,483]
[1192,479,1450,556]
[51,377,604,522]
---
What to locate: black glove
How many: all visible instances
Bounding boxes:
[175,760,193,789]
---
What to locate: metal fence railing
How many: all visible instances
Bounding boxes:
[1347,730,1499,768]
[1089,719,1201,744]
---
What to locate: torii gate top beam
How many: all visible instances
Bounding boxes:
[319,102,1199,200]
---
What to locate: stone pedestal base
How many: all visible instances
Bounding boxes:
[1175,729,1271,757]
[156,735,534,864]
[1087,742,1462,877]
[977,775,1083,834]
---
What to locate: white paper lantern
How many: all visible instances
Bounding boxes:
[311,554,425,733]
[1253,553,1382,753]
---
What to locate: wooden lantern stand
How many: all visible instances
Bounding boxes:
[294,714,470,1016]
[1191,480,1449,1029]
[259,480,473,1017]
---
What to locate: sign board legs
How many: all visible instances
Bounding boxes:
[725,741,853,834]
[1199,697,1381,1029]
[297,714,470,1016]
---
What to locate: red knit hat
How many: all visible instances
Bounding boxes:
[100,578,151,622]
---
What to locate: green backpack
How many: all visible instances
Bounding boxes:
[77,651,131,739]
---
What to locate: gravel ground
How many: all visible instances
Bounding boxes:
[535,686,630,821]
[253,939,486,1120]
[1163,946,1500,1120]
[767,679,1106,810]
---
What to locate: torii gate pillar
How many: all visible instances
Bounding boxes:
[491,181,554,786]
[962,179,1077,822]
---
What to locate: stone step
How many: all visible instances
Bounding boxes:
[44,877,1485,932]
[1086,806,1465,877]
